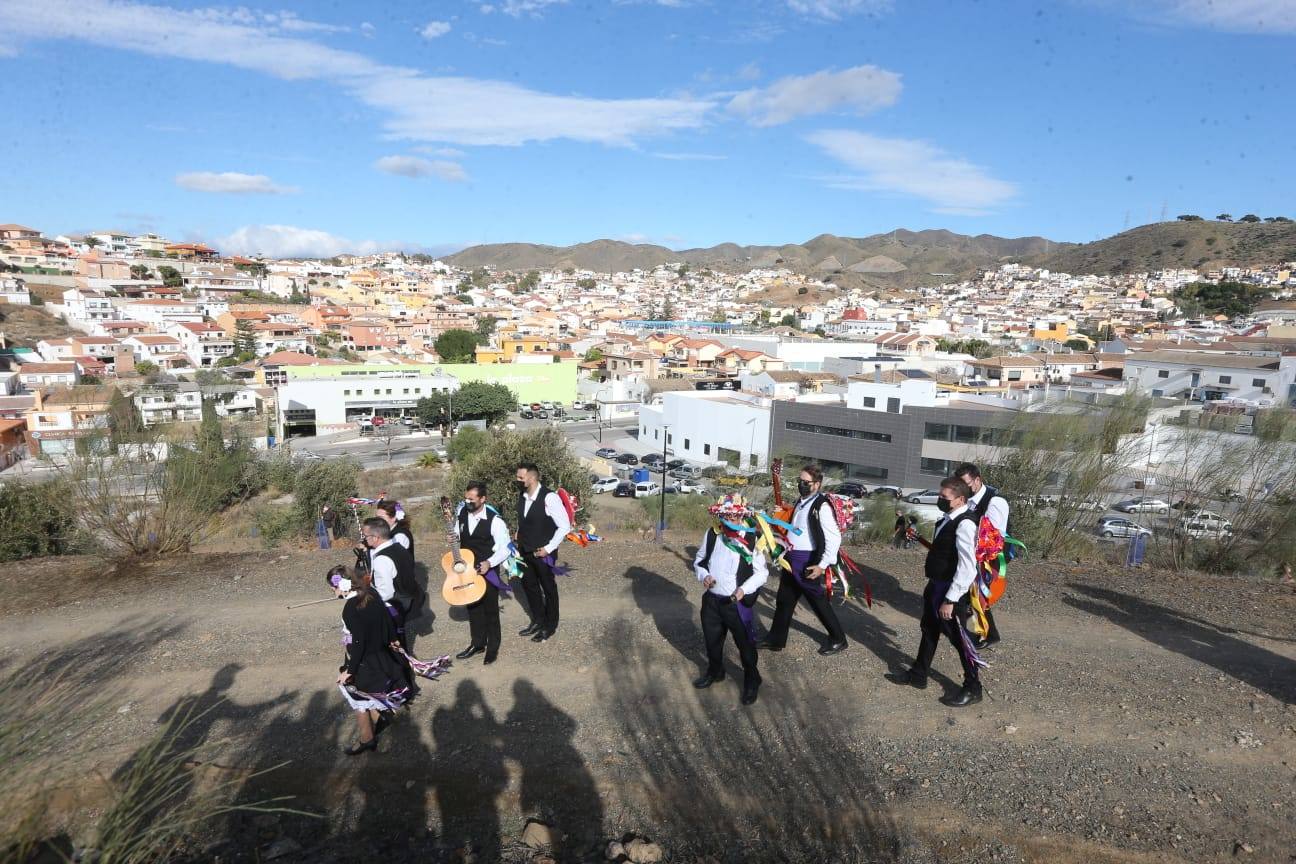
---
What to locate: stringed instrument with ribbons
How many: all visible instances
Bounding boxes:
[439,496,488,606]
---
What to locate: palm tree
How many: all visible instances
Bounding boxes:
[84,236,102,249]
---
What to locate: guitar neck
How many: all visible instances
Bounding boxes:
[445,508,464,564]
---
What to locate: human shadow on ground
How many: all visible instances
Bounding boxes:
[430,679,508,861]
[1064,583,1296,705]
[599,618,909,863]
[505,679,604,862]
[625,564,706,670]
[406,561,438,648]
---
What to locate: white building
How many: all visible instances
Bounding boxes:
[169,321,235,367]
[1124,350,1296,405]
[716,335,878,370]
[117,298,203,327]
[638,390,772,469]
[62,287,116,322]
[122,334,188,368]
[135,385,204,426]
[277,372,460,435]
[0,277,31,305]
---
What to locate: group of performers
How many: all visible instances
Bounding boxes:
[326,458,1014,751]
[695,461,1012,708]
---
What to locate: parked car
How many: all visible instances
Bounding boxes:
[1114,497,1170,514]
[906,489,941,505]
[571,400,588,411]
[535,410,549,419]
[401,416,415,427]
[1097,517,1153,539]
[665,459,687,471]
[591,476,620,494]
[595,447,618,459]
[634,481,662,497]
[673,479,708,494]
[520,409,534,419]
[669,465,704,480]
[615,453,640,465]
[1062,496,1105,511]
[613,481,635,498]
[1178,519,1234,540]
[869,485,903,499]
[832,482,868,499]
[540,401,554,411]
[641,453,665,466]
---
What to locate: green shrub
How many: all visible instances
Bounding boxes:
[262,453,298,494]
[0,479,79,561]
[416,452,442,469]
[293,458,360,533]
[448,427,592,531]
[638,494,715,533]
[253,505,299,547]
[446,426,490,464]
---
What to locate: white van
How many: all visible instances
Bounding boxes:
[634,481,662,497]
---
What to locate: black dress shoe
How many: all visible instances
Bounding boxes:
[531,629,552,643]
[941,687,983,708]
[455,645,485,660]
[885,669,928,689]
[693,672,724,689]
[817,641,848,656]
[519,623,541,637]
[741,685,760,706]
[344,738,377,756]
[974,635,1001,650]
[754,639,784,651]
[483,653,498,665]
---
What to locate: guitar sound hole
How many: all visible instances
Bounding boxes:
[454,563,466,574]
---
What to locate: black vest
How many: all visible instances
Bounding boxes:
[517,485,559,552]
[374,542,417,600]
[924,510,975,583]
[798,494,834,566]
[699,529,760,606]
[458,507,498,563]
[971,485,1009,535]
[391,523,415,560]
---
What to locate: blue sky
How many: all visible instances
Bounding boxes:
[1,0,1294,258]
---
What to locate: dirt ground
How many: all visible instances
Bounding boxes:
[1,535,1293,864]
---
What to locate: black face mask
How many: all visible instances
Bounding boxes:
[465,500,481,512]
[797,480,812,497]
[516,480,528,492]
[936,497,952,514]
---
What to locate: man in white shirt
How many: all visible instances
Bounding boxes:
[359,517,416,661]
[760,463,849,655]
[454,481,515,664]
[957,462,1008,649]
[887,477,984,707]
[514,463,573,643]
[693,524,769,706]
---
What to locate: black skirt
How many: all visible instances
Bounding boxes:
[342,591,406,695]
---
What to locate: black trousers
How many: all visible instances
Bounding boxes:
[701,592,760,689]
[912,580,980,689]
[767,570,846,647]
[467,582,501,656]
[519,551,559,632]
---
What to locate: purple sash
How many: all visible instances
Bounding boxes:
[483,566,511,595]
[786,549,825,596]
[733,596,757,643]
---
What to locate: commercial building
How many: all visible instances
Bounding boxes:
[1123,350,1296,404]
[281,360,579,405]
[277,371,460,436]
[638,390,775,470]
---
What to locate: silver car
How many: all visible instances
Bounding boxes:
[1097,517,1153,539]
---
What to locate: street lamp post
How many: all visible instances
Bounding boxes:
[656,423,670,543]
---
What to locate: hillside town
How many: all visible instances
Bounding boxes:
[2,220,1294,485]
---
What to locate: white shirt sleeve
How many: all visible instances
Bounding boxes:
[739,549,768,596]
[816,501,841,569]
[694,531,711,582]
[393,532,411,550]
[542,491,572,554]
[486,514,513,568]
[945,519,979,603]
[986,495,1010,535]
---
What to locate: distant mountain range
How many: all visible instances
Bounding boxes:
[445,221,1296,289]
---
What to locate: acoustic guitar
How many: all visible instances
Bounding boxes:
[439,496,488,606]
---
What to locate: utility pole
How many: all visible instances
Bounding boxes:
[656,424,670,543]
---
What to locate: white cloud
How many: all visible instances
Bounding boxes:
[374,155,470,182]
[1154,0,1296,33]
[359,21,375,36]
[414,146,466,158]
[805,129,1017,211]
[727,65,901,126]
[175,171,299,194]
[479,0,569,17]
[786,0,893,20]
[0,0,713,147]
[219,224,386,258]
[420,20,452,39]
[737,61,762,81]
[652,151,728,161]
